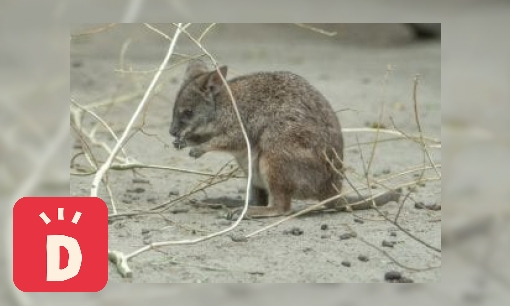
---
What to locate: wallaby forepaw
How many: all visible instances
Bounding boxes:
[189,147,205,159]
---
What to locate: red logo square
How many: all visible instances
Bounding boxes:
[13,197,108,292]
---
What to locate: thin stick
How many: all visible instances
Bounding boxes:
[70,120,99,170]
[71,99,129,160]
[198,23,217,42]
[366,64,392,172]
[412,75,441,179]
[105,179,118,215]
[174,23,253,222]
[294,23,337,36]
[91,23,183,198]
[71,23,117,38]
[144,23,173,41]
[342,127,440,144]
[84,91,144,110]
[115,53,206,74]
[108,24,255,277]
[88,162,242,177]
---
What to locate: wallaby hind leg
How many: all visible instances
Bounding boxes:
[249,186,268,206]
[240,189,291,218]
[231,155,292,219]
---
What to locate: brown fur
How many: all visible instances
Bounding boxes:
[170,60,396,218]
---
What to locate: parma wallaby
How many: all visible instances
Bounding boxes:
[170,60,400,218]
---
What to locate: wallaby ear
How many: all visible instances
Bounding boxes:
[205,66,228,95]
[184,59,208,81]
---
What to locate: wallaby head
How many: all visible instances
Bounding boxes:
[169,60,228,149]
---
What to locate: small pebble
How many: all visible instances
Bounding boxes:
[354,218,364,224]
[284,227,304,236]
[382,240,396,248]
[341,261,351,267]
[321,224,329,230]
[132,178,150,184]
[384,271,402,281]
[390,232,397,237]
[415,202,426,209]
[141,228,150,235]
[340,232,357,240]
[358,255,369,262]
[320,234,331,239]
[208,204,223,210]
[290,228,304,236]
[382,168,391,175]
[170,208,189,214]
[127,187,145,193]
[169,190,180,196]
[230,234,248,242]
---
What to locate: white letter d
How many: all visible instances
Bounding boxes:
[46,235,82,281]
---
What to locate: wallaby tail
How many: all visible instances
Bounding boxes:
[326,188,402,211]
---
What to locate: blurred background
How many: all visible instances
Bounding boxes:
[1,0,510,305]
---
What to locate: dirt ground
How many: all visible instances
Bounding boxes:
[70,24,440,283]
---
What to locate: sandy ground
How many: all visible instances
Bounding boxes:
[69,24,440,283]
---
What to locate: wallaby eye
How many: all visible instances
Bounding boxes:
[182,109,193,118]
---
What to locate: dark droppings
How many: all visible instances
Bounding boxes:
[284,227,304,236]
[358,255,369,262]
[340,232,357,240]
[384,271,402,281]
[382,240,396,248]
[384,271,414,283]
